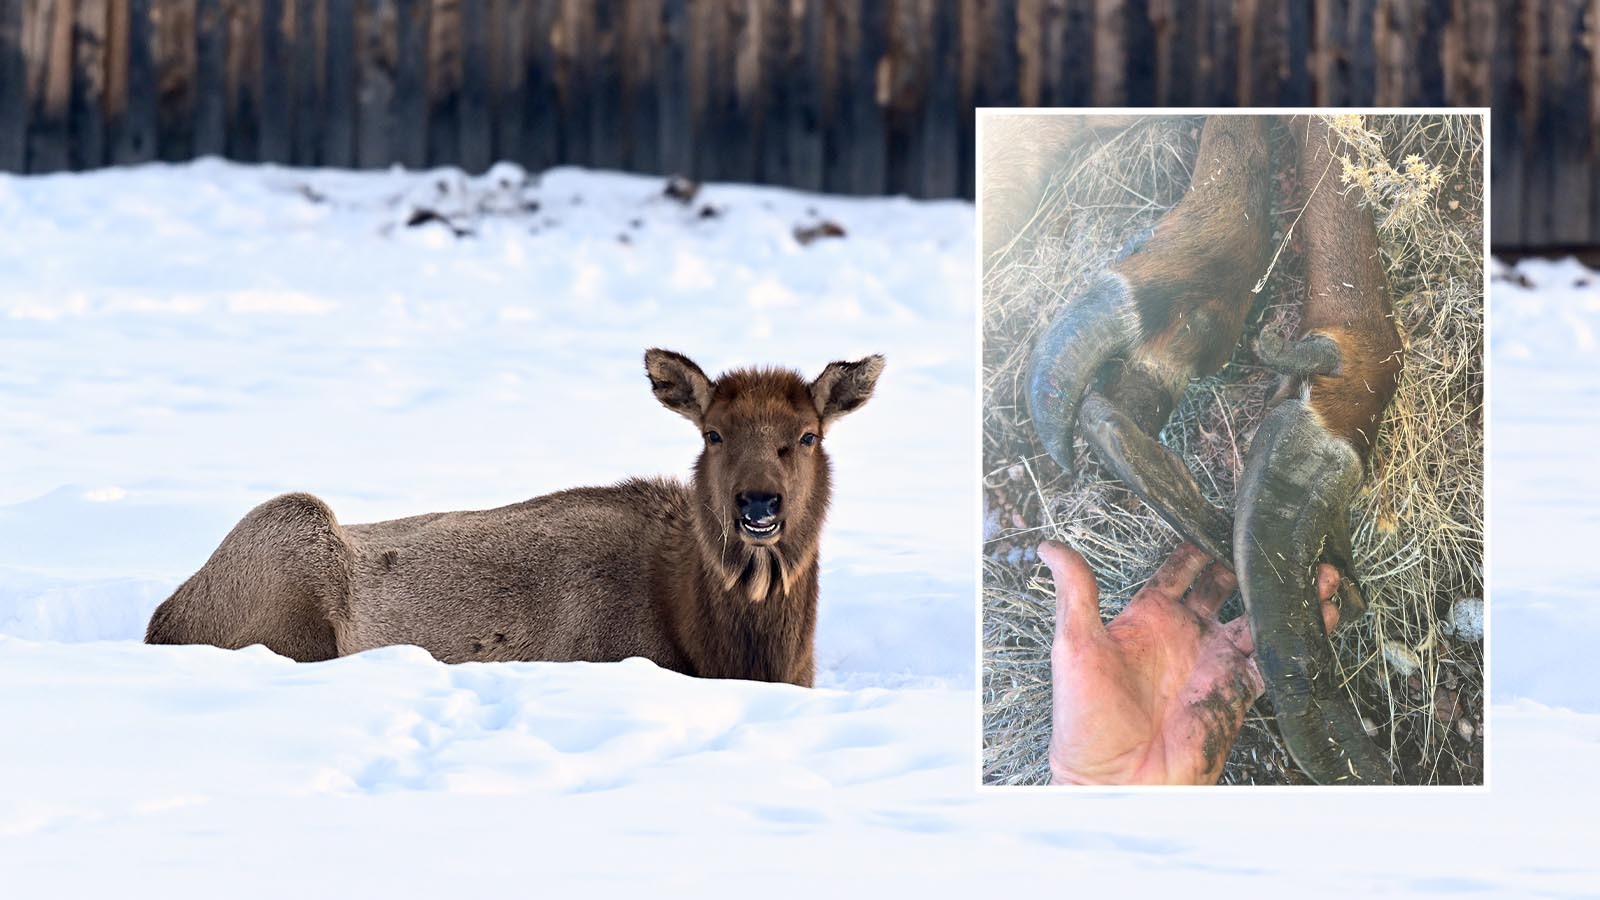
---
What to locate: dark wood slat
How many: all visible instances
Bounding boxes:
[1040,0,1092,106]
[783,0,823,191]
[291,0,324,165]
[822,0,886,194]
[26,0,74,172]
[258,0,291,162]
[392,0,427,168]
[487,0,525,166]
[656,0,690,175]
[755,0,790,187]
[587,0,621,171]
[353,0,392,168]
[920,0,958,198]
[151,0,198,163]
[459,0,490,171]
[225,0,263,162]
[194,0,227,157]
[320,0,352,165]
[71,0,109,169]
[425,0,461,168]
[0,0,24,171]
[521,0,558,172]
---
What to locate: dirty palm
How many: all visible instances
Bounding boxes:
[147,350,883,687]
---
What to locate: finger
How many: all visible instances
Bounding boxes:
[1315,563,1341,602]
[1223,614,1254,656]
[1316,563,1342,633]
[1039,540,1104,641]
[1140,543,1213,602]
[1223,566,1342,656]
[1240,655,1266,702]
[1184,560,1238,619]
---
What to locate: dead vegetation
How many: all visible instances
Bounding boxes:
[981,114,1485,786]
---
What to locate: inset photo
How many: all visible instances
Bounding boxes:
[981,112,1486,787]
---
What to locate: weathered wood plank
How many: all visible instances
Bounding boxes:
[459,0,490,171]
[487,0,525,166]
[1539,0,1589,244]
[587,0,621,171]
[193,0,226,156]
[354,0,392,168]
[290,0,324,165]
[657,0,690,175]
[619,0,659,174]
[884,0,921,197]
[71,0,109,169]
[321,0,352,166]
[822,0,886,194]
[1039,0,1092,106]
[151,0,198,162]
[723,0,758,183]
[392,0,427,168]
[259,0,291,162]
[521,0,558,172]
[754,0,790,187]
[425,0,461,168]
[0,0,25,170]
[26,0,75,172]
[226,0,263,162]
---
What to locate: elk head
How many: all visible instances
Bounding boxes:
[644,349,884,603]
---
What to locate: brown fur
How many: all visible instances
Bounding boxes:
[1290,116,1405,457]
[981,114,1144,265]
[145,350,884,687]
[1113,115,1274,405]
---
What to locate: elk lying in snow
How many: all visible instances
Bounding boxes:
[1234,116,1404,784]
[145,350,884,687]
[1026,115,1271,565]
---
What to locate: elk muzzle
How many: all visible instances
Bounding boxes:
[735,491,783,542]
[1234,399,1395,785]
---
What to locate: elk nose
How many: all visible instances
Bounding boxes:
[736,492,782,523]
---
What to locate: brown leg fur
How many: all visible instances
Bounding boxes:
[145,493,354,661]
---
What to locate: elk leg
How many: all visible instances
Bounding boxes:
[1235,399,1394,785]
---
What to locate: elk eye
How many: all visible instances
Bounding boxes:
[705,431,723,445]
[800,433,817,447]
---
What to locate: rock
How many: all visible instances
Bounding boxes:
[1444,597,1484,642]
[1382,638,1422,677]
[1432,686,1461,725]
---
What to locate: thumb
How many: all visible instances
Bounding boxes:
[1039,540,1104,641]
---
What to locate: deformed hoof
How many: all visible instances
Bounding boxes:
[1235,400,1396,785]
[1079,390,1234,564]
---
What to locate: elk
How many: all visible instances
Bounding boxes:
[145,349,884,687]
[1026,115,1271,564]
[1234,116,1404,784]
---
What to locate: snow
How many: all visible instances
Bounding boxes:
[0,161,1594,894]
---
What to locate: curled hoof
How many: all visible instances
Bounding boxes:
[1235,400,1395,785]
[1026,275,1138,478]
[1079,390,1233,564]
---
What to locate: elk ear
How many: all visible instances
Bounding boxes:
[645,348,714,422]
[810,355,885,426]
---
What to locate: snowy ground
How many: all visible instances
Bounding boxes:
[0,163,1593,894]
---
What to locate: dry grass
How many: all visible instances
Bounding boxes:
[981,114,1484,786]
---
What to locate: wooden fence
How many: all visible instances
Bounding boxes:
[0,1,1583,248]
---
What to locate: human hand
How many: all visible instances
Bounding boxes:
[1044,540,1340,786]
